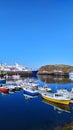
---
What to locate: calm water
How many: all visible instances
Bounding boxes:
[0,76,73,130]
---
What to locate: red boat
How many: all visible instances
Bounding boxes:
[0,87,9,94]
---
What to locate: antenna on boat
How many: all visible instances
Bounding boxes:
[55,73,58,92]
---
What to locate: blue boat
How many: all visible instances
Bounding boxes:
[0,78,6,84]
[23,87,39,96]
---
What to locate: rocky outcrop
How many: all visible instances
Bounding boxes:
[38,64,73,76]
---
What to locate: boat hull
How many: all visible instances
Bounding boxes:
[24,90,39,96]
[42,95,70,105]
[0,79,6,84]
[0,87,9,94]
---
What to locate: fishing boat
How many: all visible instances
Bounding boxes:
[23,86,39,96]
[21,79,39,89]
[69,88,73,100]
[41,92,70,105]
[56,89,69,97]
[0,87,9,94]
[27,79,39,87]
[0,78,6,84]
[56,88,73,100]
[5,82,22,93]
[38,84,51,93]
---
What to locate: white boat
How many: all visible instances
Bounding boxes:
[56,88,73,100]
[69,88,73,100]
[0,78,6,84]
[25,81,39,87]
[41,92,70,105]
[5,82,22,93]
[21,80,39,89]
[57,89,69,96]
[69,72,73,80]
[23,86,39,96]
[38,84,52,93]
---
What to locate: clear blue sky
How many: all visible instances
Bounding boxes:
[0,0,73,69]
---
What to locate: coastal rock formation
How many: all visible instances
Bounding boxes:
[38,64,73,76]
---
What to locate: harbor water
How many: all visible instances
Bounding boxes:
[0,75,73,130]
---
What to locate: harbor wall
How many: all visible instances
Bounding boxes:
[0,70,38,77]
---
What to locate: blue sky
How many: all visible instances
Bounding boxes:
[0,0,73,69]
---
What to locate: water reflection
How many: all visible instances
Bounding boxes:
[23,93,39,100]
[0,77,73,130]
[38,75,72,84]
[42,98,71,113]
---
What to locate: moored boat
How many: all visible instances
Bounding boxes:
[69,88,73,100]
[0,87,9,94]
[6,82,22,93]
[56,88,73,101]
[38,84,51,93]
[56,89,69,97]
[0,78,6,84]
[41,92,70,105]
[69,72,73,78]
[23,86,39,96]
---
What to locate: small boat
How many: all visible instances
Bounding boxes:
[69,72,73,78]
[0,87,9,94]
[27,80,39,87]
[56,88,73,100]
[69,88,73,100]
[21,80,39,89]
[0,78,6,84]
[56,89,69,96]
[6,83,22,93]
[38,84,51,93]
[41,92,70,105]
[23,86,39,96]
